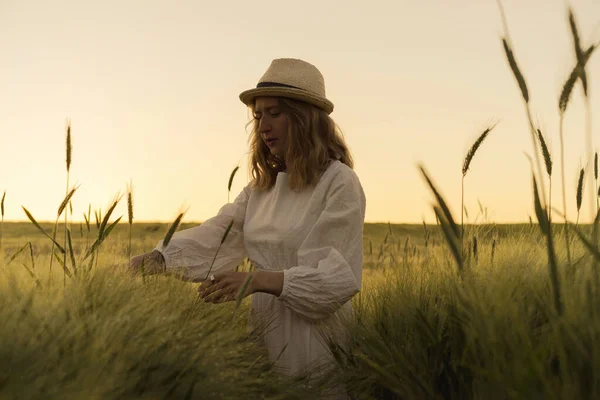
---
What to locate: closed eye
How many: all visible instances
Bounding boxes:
[253,111,280,120]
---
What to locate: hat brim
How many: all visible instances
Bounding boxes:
[239,87,334,114]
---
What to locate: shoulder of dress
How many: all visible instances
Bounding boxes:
[326,161,361,186]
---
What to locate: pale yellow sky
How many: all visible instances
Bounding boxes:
[1,0,599,224]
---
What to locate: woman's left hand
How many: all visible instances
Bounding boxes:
[198,271,255,303]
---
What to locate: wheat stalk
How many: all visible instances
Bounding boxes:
[595,152,599,213]
[537,128,553,222]
[67,228,77,276]
[85,203,91,250]
[576,168,584,226]
[0,190,5,258]
[418,165,459,239]
[22,205,66,285]
[419,164,463,272]
[461,121,498,248]
[204,219,235,281]
[228,166,240,203]
[48,185,78,285]
[83,216,123,262]
[94,209,100,230]
[63,120,72,287]
[127,179,134,263]
[532,174,562,315]
[163,212,185,248]
[233,273,254,320]
[497,2,548,210]
[568,9,588,94]
[97,194,122,269]
[556,21,596,266]
[568,9,596,222]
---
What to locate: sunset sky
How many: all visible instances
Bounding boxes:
[1,0,599,225]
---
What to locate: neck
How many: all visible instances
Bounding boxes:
[269,154,286,171]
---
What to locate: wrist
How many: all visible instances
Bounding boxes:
[252,271,284,297]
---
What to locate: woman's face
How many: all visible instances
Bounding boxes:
[254,97,289,160]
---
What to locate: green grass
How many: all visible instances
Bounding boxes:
[0,221,328,399]
[1,221,599,399]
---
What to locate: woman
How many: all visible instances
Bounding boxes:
[130,58,366,385]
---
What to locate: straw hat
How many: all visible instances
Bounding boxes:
[239,58,334,114]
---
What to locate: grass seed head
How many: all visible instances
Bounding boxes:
[463,122,498,176]
[577,168,585,212]
[127,179,134,225]
[536,128,552,176]
[502,38,529,103]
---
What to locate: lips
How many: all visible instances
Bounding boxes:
[265,138,277,147]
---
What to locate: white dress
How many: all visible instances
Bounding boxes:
[154,160,366,377]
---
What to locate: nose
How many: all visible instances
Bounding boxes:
[258,116,271,134]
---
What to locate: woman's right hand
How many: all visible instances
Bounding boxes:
[129,250,166,275]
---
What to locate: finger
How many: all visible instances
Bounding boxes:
[214,271,229,281]
[199,271,229,292]
[207,291,236,304]
[198,279,214,292]
[204,286,235,303]
[200,281,228,299]
[198,277,221,293]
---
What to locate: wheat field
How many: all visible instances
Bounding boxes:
[1,4,600,399]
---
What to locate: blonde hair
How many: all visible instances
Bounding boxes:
[245,97,354,191]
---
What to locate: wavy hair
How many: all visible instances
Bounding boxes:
[245,97,354,192]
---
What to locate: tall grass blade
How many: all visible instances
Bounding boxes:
[234,273,254,315]
[533,175,562,315]
[418,165,460,239]
[67,229,76,276]
[560,67,580,114]
[66,120,72,172]
[21,207,65,253]
[462,122,498,176]
[228,166,240,202]
[591,206,600,249]
[577,168,584,213]
[220,219,234,245]
[572,222,600,263]
[163,213,184,248]
[0,190,4,254]
[533,176,549,235]
[6,242,31,266]
[82,216,123,261]
[127,180,134,262]
[57,186,79,219]
[28,242,35,271]
[52,251,72,278]
[568,8,588,95]
[433,206,463,273]
[87,204,91,230]
[99,195,122,239]
[537,129,552,176]
[559,45,596,114]
[502,38,529,103]
[205,218,235,280]
[20,262,41,289]
[127,180,134,225]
